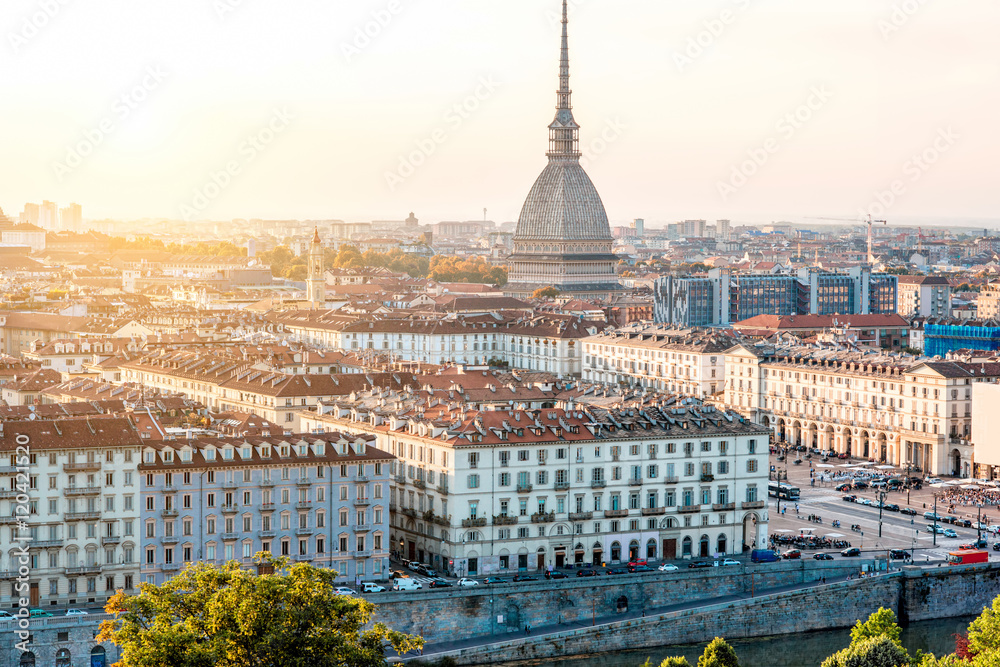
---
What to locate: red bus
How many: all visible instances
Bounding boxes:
[946,550,988,566]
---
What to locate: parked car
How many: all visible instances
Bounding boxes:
[658,564,679,572]
[0,610,13,620]
[410,563,428,575]
[576,569,599,577]
[716,559,740,567]
[889,550,911,561]
[900,508,917,516]
[926,477,943,484]
[813,553,834,561]
[512,574,537,582]
[361,582,386,593]
[927,525,945,534]
[389,570,407,580]
[853,481,869,489]
[688,561,712,569]
[483,577,506,585]
[334,587,358,596]
[841,548,862,557]
[836,483,852,492]
[544,570,568,580]
[883,503,900,512]
[781,550,802,560]
[606,568,629,576]
[456,578,479,587]
[29,609,53,618]
[65,609,90,616]
[943,529,959,538]
[629,565,653,573]
[958,519,973,528]
[429,579,453,588]
[393,579,423,591]
[923,511,943,521]
[627,559,648,568]
[424,569,439,578]
[842,495,858,503]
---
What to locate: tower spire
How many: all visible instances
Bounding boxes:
[547,0,580,160]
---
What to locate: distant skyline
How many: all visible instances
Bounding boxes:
[2,1,999,226]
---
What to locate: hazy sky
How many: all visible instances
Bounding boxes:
[2,0,998,227]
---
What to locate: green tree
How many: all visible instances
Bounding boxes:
[640,658,692,667]
[98,554,423,667]
[850,608,904,648]
[532,287,560,299]
[698,637,740,667]
[821,635,910,667]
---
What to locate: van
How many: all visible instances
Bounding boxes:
[750,549,779,563]
[393,578,423,591]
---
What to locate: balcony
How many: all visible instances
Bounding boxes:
[531,511,555,524]
[400,508,417,518]
[0,466,18,475]
[436,484,449,495]
[260,503,275,512]
[260,478,275,487]
[554,481,571,491]
[516,484,533,494]
[161,509,179,518]
[65,486,101,497]
[295,501,312,510]
[221,532,239,541]
[742,501,765,510]
[628,478,643,487]
[603,509,628,519]
[295,527,313,536]
[590,480,606,489]
[258,530,277,539]
[296,477,311,486]
[162,536,179,544]
[32,539,64,549]
[65,511,101,522]
[63,462,101,472]
[66,565,102,575]
[0,489,20,499]
[641,507,666,516]
[354,498,371,507]
[101,536,121,546]
[221,480,238,490]
[161,562,181,571]
[354,524,371,532]
[354,550,372,559]
[413,479,426,490]
[293,554,312,562]
[700,474,715,483]
[678,505,701,514]
[393,475,406,485]
[357,475,370,483]
[461,517,487,528]
[492,515,518,526]
[0,515,22,525]
[663,477,679,484]
[221,504,238,514]
[712,503,736,511]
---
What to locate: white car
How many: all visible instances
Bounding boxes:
[716,559,740,567]
[657,564,678,572]
[456,578,480,586]
[361,582,386,593]
[65,609,89,616]
[334,587,357,596]
[926,477,943,484]
[0,610,14,620]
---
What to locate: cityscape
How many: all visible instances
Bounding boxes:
[2,1,1000,666]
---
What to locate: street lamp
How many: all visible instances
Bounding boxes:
[876,489,888,538]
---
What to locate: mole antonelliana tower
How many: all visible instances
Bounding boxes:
[504,0,620,299]
[306,227,325,307]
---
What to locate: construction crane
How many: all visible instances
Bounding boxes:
[865,214,887,265]
[917,227,928,255]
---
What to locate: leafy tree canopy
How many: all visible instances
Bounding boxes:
[698,637,741,667]
[532,286,560,299]
[98,554,423,667]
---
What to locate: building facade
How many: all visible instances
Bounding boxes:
[898,276,952,318]
[724,342,1000,476]
[301,404,770,576]
[139,432,393,586]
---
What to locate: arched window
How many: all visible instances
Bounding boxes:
[682,536,692,556]
[610,541,621,562]
[646,539,657,559]
[55,649,71,667]
[699,535,710,558]
[717,534,727,555]
[19,652,35,667]
[616,596,629,612]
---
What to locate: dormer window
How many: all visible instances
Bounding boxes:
[143,451,155,464]
[298,445,307,456]
[241,446,251,459]
[315,443,324,456]
[181,451,192,462]
[280,445,289,458]
[205,449,216,461]
[224,449,233,460]
[163,451,174,463]
[261,446,271,458]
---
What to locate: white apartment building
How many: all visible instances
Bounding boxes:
[301,403,769,576]
[0,417,143,609]
[273,312,602,377]
[724,342,1000,477]
[581,325,737,397]
[897,276,953,318]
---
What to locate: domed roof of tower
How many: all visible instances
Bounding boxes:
[515,162,611,241]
